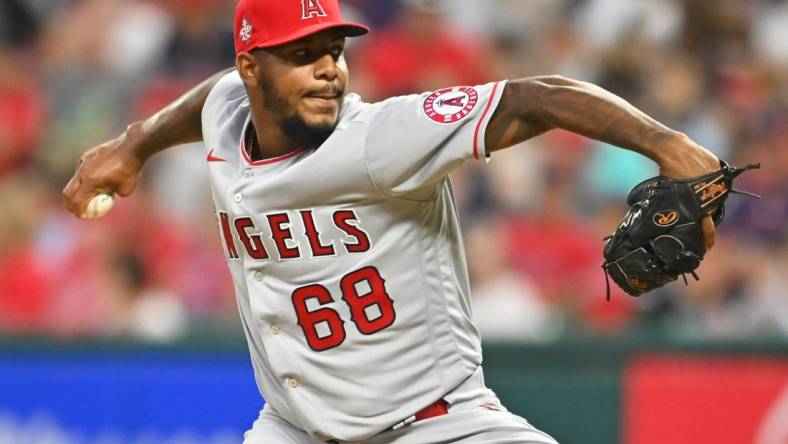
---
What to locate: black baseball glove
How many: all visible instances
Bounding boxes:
[602,160,760,298]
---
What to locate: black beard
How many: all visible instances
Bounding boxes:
[279,111,338,148]
[259,74,341,148]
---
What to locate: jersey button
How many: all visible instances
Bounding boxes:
[234,193,242,203]
[242,169,252,178]
[254,271,263,281]
[271,324,280,335]
[286,378,299,389]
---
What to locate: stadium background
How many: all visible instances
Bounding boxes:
[0,0,786,443]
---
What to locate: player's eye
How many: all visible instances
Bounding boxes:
[330,46,344,58]
[293,48,311,59]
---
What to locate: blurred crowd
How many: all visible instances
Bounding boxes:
[0,0,785,343]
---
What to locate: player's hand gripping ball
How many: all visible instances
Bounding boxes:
[82,193,115,219]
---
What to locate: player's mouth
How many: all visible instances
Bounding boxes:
[305,95,339,106]
[304,87,343,108]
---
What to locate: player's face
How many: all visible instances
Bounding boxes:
[254,30,349,146]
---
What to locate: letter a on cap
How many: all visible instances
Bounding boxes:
[302,0,328,19]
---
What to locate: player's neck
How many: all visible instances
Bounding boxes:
[247,112,300,161]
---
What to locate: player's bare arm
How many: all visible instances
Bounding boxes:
[486,75,720,249]
[62,68,234,218]
[486,76,720,179]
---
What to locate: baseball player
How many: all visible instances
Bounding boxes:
[63,0,722,442]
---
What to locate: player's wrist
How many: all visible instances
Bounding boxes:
[122,121,157,164]
[655,132,719,179]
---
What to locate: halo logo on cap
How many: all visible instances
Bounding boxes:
[423,87,479,124]
[240,17,253,43]
[234,0,369,54]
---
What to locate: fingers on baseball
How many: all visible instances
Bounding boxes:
[62,171,117,218]
[115,180,136,197]
[62,175,85,217]
[701,215,715,251]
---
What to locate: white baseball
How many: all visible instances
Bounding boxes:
[83,193,115,219]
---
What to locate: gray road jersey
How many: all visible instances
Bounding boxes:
[201,72,507,442]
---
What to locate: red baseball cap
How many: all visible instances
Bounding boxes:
[234,0,369,54]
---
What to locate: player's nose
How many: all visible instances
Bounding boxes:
[313,53,339,82]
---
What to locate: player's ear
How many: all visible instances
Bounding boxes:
[236,52,260,87]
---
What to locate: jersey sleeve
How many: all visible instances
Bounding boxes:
[201,71,248,146]
[364,81,507,199]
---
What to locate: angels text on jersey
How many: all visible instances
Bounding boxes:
[217,208,370,261]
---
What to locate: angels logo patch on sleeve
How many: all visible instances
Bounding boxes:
[422,87,479,124]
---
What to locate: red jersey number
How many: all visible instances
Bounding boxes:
[291,266,396,351]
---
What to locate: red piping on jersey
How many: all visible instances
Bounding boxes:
[473,81,502,160]
[240,120,307,166]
